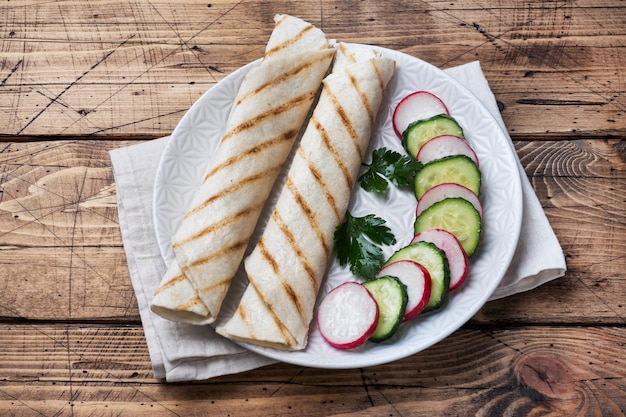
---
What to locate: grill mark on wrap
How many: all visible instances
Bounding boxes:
[153,272,186,294]
[185,240,248,271]
[347,68,374,128]
[264,21,315,58]
[235,61,318,106]
[202,130,297,183]
[285,177,330,257]
[184,163,283,220]
[195,279,233,306]
[220,92,314,144]
[256,239,308,329]
[297,147,341,220]
[311,115,353,191]
[177,127,291,228]
[174,202,264,249]
[153,272,208,315]
[337,43,356,64]
[176,297,206,312]
[248,276,298,348]
[372,58,387,96]
[272,210,318,287]
[324,87,363,158]
[257,238,279,273]
[235,304,256,340]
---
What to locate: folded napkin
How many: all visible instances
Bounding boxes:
[444,62,567,300]
[110,60,566,382]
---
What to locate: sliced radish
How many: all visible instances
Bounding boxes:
[392,91,449,139]
[416,134,480,167]
[317,282,379,349]
[416,183,483,218]
[411,229,469,291]
[377,260,431,321]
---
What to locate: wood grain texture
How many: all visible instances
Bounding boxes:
[0,0,624,139]
[0,140,138,322]
[475,139,626,324]
[1,325,625,416]
[1,138,624,325]
[1,1,625,415]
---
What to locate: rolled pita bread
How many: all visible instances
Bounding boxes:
[151,15,335,325]
[216,43,396,350]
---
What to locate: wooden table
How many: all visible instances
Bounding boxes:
[1,1,624,415]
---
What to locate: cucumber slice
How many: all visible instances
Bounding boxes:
[363,276,407,342]
[402,114,464,158]
[414,197,482,257]
[414,155,481,199]
[385,242,450,312]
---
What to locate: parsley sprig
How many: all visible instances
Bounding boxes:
[358,147,422,192]
[333,212,396,280]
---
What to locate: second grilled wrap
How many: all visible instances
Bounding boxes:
[216,44,396,350]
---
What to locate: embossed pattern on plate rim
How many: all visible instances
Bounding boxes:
[153,44,523,368]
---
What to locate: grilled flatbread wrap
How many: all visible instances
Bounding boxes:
[150,15,334,325]
[216,44,396,350]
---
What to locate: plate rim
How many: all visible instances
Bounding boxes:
[152,43,523,368]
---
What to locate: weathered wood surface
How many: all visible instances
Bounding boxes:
[0,137,624,414]
[0,0,624,139]
[2,325,625,415]
[1,139,624,324]
[1,0,625,415]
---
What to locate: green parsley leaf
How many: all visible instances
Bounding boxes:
[334,212,396,280]
[358,147,422,192]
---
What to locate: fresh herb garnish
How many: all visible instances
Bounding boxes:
[358,147,422,192]
[333,212,396,280]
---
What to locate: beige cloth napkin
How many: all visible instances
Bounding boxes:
[110,60,566,382]
[444,62,567,300]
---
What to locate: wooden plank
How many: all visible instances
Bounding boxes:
[1,1,623,138]
[0,246,139,321]
[1,138,625,322]
[1,324,625,415]
[518,140,626,281]
[0,140,129,248]
[474,139,626,323]
[0,140,138,321]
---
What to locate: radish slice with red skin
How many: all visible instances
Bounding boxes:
[416,183,483,218]
[392,91,449,139]
[377,260,431,321]
[317,282,379,349]
[416,134,480,166]
[411,229,469,291]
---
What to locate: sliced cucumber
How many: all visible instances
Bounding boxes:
[414,155,481,199]
[414,197,482,257]
[402,114,464,158]
[363,276,408,342]
[385,241,450,312]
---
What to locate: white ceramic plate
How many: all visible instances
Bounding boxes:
[153,44,522,368]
